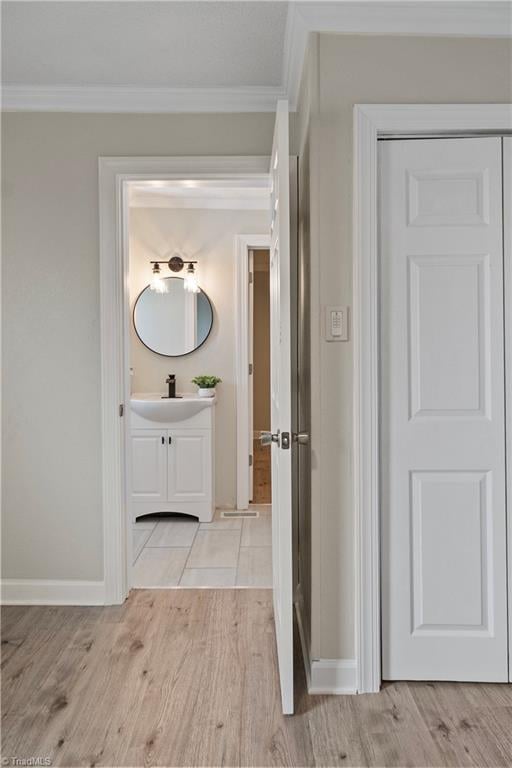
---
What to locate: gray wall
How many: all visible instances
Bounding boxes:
[299,33,512,660]
[1,112,275,581]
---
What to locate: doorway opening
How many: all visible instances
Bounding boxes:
[235,235,272,512]
[251,249,272,505]
[126,181,273,589]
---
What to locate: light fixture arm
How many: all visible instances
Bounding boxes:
[150,258,198,273]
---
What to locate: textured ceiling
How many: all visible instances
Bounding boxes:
[2,1,288,88]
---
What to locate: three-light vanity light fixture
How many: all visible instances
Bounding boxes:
[150,254,200,294]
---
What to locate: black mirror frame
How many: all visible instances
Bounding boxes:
[132,277,214,358]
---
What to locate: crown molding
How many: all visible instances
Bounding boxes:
[3,2,511,114]
[284,1,512,112]
[282,3,310,112]
[1,84,286,113]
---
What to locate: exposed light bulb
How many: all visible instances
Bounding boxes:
[151,276,167,293]
[184,263,200,293]
[150,263,168,293]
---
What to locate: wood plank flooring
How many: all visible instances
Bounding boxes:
[2,590,512,767]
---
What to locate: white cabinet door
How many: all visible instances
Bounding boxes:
[380,137,508,681]
[131,429,167,502]
[167,429,211,503]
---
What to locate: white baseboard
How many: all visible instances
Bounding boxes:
[309,658,357,695]
[295,599,357,695]
[0,579,106,605]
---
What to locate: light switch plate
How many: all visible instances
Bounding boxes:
[325,305,349,341]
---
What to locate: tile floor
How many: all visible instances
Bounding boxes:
[132,506,272,588]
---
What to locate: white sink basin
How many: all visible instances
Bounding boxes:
[131,392,216,422]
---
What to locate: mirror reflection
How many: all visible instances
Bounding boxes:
[133,277,213,357]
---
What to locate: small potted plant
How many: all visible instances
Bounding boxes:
[192,375,222,398]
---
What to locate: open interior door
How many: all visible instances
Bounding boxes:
[265,99,294,714]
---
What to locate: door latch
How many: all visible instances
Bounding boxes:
[260,430,280,446]
[281,432,290,450]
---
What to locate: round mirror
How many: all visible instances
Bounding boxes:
[133,277,213,357]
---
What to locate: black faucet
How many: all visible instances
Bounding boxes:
[164,374,176,399]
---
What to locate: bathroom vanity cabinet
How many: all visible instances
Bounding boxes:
[130,396,215,523]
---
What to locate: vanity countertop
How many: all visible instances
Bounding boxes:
[130,392,216,423]
[131,392,216,403]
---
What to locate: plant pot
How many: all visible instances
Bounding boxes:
[198,388,215,398]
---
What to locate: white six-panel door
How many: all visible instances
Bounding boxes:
[380,137,508,681]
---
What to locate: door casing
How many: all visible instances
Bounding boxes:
[234,234,271,511]
[98,156,270,604]
[353,104,512,693]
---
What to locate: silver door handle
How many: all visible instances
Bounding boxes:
[293,432,310,445]
[260,431,280,446]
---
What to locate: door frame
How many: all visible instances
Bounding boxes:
[235,234,271,510]
[98,156,270,604]
[353,104,512,693]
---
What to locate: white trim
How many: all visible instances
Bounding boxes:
[99,157,270,604]
[1,84,286,113]
[503,137,512,682]
[353,103,512,693]
[353,103,512,136]
[353,104,381,696]
[5,3,510,114]
[1,579,105,606]
[309,659,357,695]
[235,234,271,511]
[99,159,127,606]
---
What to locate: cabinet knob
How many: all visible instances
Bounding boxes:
[168,436,172,445]
[161,436,165,445]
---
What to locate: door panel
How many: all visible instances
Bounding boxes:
[270,100,294,714]
[131,429,166,502]
[504,137,512,681]
[410,471,491,632]
[380,137,507,681]
[167,429,211,502]
[408,254,490,418]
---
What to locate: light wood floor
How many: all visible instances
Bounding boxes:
[2,590,512,767]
